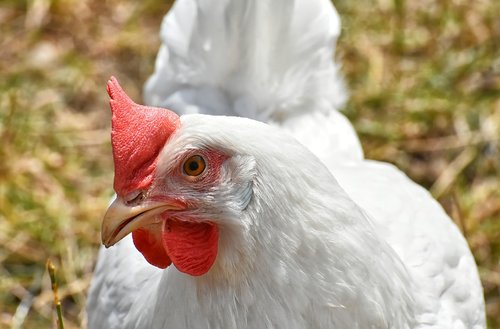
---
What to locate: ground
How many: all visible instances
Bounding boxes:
[0,0,498,328]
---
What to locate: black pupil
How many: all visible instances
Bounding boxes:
[188,160,199,172]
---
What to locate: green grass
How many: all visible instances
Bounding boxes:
[0,0,498,328]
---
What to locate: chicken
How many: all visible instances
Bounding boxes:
[87,0,486,328]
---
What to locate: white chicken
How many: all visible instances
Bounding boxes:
[87,0,486,328]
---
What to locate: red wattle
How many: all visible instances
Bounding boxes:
[162,220,219,276]
[132,227,172,269]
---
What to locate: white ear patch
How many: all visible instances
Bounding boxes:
[240,181,253,210]
[220,155,256,211]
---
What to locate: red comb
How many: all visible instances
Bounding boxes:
[107,77,180,196]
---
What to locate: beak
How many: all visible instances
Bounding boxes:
[101,197,183,247]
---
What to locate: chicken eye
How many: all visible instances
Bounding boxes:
[183,155,206,176]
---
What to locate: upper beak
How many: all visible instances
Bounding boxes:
[101,197,183,247]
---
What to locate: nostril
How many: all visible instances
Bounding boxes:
[124,190,145,206]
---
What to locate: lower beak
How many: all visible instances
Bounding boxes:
[101,197,182,247]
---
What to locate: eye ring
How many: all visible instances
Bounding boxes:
[182,155,206,177]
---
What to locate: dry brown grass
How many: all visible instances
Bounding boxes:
[0,0,498,328]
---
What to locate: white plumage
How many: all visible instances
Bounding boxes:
[144,0,362,162]
[87,0,486,328]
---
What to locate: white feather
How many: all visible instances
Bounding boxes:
[143,0,362,160]
[329,160,485,329]
[145,0,346,120]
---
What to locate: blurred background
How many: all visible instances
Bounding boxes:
[0,0,498,327]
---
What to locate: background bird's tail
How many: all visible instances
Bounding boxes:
[144,0,347,123]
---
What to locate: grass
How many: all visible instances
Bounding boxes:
[0,0,498,328]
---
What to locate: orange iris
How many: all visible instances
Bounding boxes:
[183,155,206,176]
